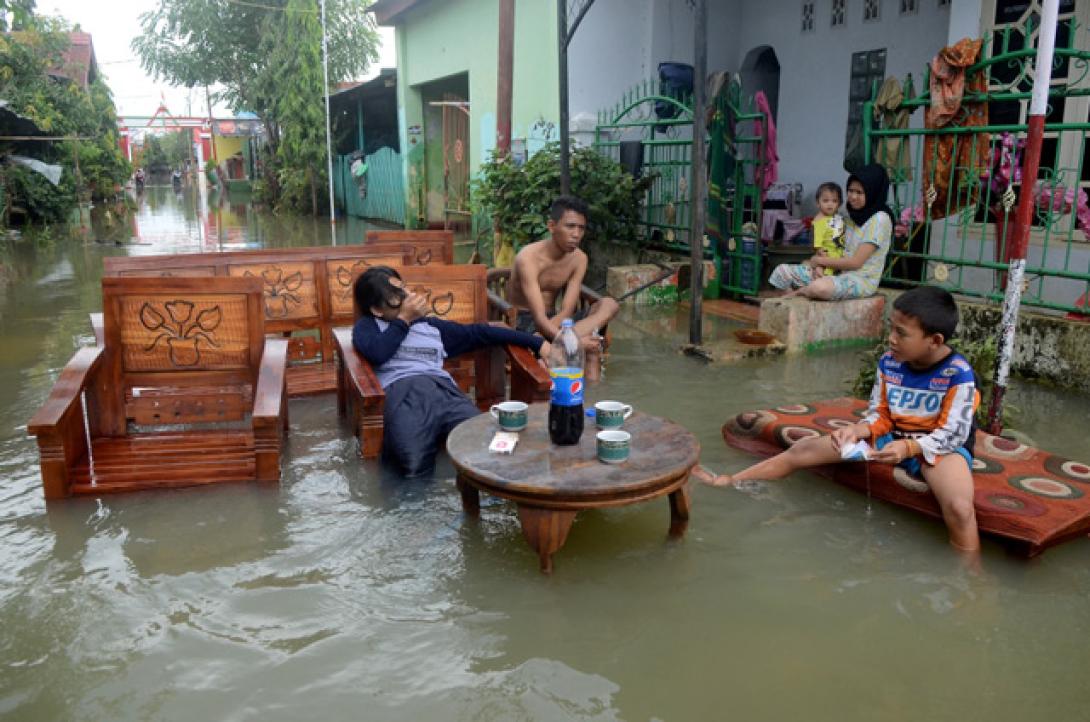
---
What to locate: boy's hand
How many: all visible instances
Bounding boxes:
[831,422,869,450]
[397,292,428,323]
[871,439,913,464]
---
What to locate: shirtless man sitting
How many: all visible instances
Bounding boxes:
[508,195,619,349]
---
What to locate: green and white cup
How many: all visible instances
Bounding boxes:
[490,401,528,432]
[596,430,631,464]
[594,400,633,429]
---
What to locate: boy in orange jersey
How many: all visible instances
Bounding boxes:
[695,286,981,555]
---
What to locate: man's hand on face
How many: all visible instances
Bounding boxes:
[397,292,428,323]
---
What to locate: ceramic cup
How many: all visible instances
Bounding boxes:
[594,400,633,429]
[596,429,631,464]
[489,400,528,431]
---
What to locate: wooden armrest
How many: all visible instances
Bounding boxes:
[253,337,289,422]
[506,343,551,399]
[332,327,384,401]
[28,345,104,434]
[89,313,104,346]
[487,290,516,325]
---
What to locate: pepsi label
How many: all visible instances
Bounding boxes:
[549,367,584,406]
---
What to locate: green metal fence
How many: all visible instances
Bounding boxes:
[594,80,696,247]
[593,76,767,295]
[863,18,1090,314]
[333,146,405,226]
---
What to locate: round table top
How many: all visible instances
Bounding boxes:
[447,404,700,504]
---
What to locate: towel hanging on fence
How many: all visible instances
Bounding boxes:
[873,75,915,182]
[922,38,989,219]
[754,91,778,194]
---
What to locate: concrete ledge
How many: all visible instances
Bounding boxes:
[757,295,886,353]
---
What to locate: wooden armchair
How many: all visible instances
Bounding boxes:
[333,263,549,458]
[28,276,289,499]
[485,267,611,400]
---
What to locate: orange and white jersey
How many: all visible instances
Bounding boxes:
[863,351,980,463]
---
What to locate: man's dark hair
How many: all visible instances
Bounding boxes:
[815,182,843,204]
[549,195,589,223]
[893,285,959,342]
[353,265,404,316]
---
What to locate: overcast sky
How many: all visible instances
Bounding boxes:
[37,0,396,119]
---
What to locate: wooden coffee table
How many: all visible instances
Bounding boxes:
[446,404,700,573]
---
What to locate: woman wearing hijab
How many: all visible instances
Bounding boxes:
[768,164,894,300]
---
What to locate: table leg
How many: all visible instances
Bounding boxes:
[517,505,576,574]
[456,474,480,517]
[668,481,691,538]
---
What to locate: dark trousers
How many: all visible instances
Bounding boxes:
[382,374,480,477]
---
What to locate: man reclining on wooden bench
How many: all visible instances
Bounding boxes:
[352,266,551,477]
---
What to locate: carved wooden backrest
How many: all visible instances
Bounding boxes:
[395,264,487,325]
[96,277,265,434]
[326,253,411,319]
[365,230,455,264]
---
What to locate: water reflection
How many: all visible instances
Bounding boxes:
[0,191,1089,719]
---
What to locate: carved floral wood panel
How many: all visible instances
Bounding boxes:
[229,262,319,321]
[119,294,251,370]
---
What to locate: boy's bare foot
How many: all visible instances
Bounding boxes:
[691,464,735,487]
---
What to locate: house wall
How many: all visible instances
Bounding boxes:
[567,0,742,122]
[736,1,951,212]
[394,0,559,227]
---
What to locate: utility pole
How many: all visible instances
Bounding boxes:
[688,0,707,345]
[557,0,570,195]
[320,0,337,245]
[987,0,1059,434]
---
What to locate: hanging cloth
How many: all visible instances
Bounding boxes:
[754,91,779,194]
[873,75,915,182]
[922,38,989,219]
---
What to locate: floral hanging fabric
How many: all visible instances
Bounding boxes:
[922,38,990,219]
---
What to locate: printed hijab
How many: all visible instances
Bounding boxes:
[846,163,894,228]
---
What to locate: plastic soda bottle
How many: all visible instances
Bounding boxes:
[548,319,585,445]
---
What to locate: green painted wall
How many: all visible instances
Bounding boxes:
[394,0,560,227]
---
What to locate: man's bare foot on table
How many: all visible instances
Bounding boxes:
[691,465,735,487]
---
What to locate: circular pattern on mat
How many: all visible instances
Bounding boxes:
[1042,455,1090,484]
[730,410,777,437]
[774,404,816,416]
[812,416,858,431]
[980,435,1034,460]
[1008,475,1084,500]
[970,456,1004,475]
[974,489,1048,517]
[774,425,822,447]
[892,466,930,493]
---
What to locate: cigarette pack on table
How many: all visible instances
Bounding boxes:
[489,431,519,454]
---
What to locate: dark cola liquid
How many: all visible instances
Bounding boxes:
[548,402,584,445]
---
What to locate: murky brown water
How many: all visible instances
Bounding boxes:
[2,188,1089,720]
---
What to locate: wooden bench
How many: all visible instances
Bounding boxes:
[333,263,550,458]
[28,276,289,499]
[365,229,455,263]
[486,267,611,402]
[99,242,449,396]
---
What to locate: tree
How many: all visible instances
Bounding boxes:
[0,18,130,222]
[265,0,328,214]
[132,0,379,212]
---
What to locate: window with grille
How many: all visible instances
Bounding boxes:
[832,0,846,26]
[901,0,918,14]
[864,0,882,21]
[844,48,887,171]
[802,2,815,31]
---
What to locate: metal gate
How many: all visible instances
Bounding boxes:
[442,95,471,228]
[863,9,1090,314]
[594,75,767,295]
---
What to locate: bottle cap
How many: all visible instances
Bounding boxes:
[560,318,574,327]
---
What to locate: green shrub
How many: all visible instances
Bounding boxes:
[473,142,654,249]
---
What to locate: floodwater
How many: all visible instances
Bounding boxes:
[1,188,1089,720]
